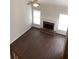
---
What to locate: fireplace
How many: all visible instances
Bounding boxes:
[40,21,54,35]
[43,21,54,30]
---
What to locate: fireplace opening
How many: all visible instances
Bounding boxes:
[43,21,54,30]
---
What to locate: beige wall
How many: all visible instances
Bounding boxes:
[10,0,32,44]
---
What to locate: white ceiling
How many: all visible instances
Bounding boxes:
[38,0,68,6]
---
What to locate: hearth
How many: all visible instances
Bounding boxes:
[40,21,54,35]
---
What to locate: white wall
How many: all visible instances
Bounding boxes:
[33,4,68,35]
[10,0,32,44]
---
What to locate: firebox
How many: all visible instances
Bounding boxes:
[43,21,54,30]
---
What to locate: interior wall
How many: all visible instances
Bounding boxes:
[10,0,32,44]
[33,4,68,35]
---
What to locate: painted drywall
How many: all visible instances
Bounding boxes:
[33,4,68,35]
[10,0,32,44]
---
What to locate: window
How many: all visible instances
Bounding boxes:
[58,14,68,31]
[33,10,40,25]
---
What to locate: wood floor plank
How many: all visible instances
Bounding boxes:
[10,27,67,59]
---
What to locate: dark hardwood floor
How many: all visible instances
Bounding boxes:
[10,27,67,59]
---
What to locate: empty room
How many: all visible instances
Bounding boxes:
[10,0,68,59]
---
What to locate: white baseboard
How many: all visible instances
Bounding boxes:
[10,25,32,44]
[56,30,67,35]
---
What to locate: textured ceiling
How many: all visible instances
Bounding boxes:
[38,0,68,6]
